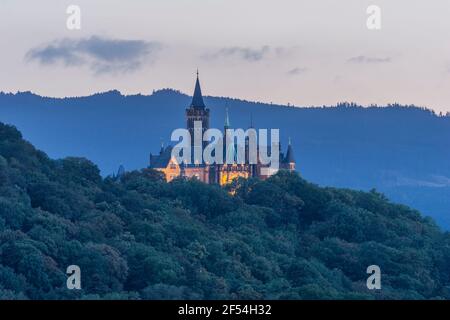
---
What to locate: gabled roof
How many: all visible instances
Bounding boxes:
[150,146,174,168]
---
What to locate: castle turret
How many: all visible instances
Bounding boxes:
[224,106,230,129]
[223,107,236,164]
[283,137,296,171]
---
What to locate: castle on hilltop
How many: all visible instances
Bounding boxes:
[149,73,296,186]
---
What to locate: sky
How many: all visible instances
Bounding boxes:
[1,0,450,113]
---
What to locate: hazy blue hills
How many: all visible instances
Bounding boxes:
[1,90,450,228]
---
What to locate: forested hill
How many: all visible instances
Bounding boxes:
[1,122,450,300]
[1,90,450,229]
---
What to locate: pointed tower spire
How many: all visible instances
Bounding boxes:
[160,138,164,154]
[285,137,295,163]
[224,106,230,128]
[190,70,206,108]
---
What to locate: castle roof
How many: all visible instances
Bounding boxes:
[190,71,206,109]
[150,146,174,168]
[284,138,295,163]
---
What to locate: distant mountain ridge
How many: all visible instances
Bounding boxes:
[1,89,450,228]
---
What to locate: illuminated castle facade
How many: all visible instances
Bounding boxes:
[149,73,296,186]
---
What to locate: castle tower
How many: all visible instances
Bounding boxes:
[186,71,210,142]
[247,113,258,177]
[223,107,233,164]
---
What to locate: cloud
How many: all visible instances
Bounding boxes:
[347,55,391,64]
[26,36,161,74]
[203,46,273,62]
[202,45,301,64]
[287,67,308,76]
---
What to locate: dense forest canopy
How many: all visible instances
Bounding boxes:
[1,122,450,299]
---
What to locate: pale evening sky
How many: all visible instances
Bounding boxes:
[1,0,450,112]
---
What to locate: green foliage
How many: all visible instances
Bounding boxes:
[0,122,450,300]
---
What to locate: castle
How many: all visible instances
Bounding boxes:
[149,73,296,186]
